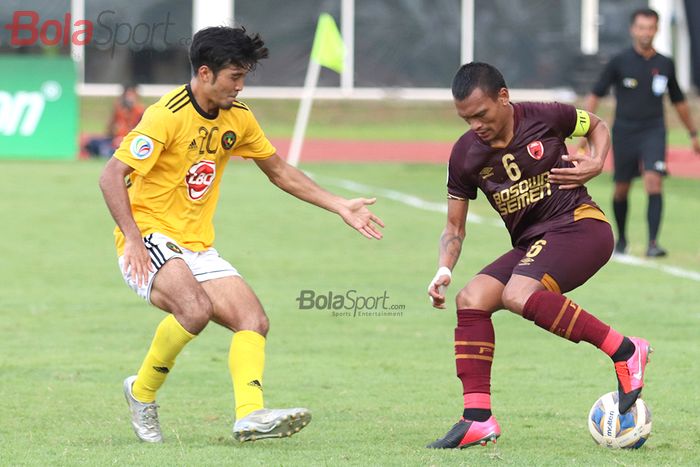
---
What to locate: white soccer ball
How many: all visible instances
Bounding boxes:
[588,391,652,449]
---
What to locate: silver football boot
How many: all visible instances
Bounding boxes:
[123,375,163,443]
[233,408,311,442]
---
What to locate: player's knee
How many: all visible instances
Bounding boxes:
[176,290,213,332]
[455,287,478,309]
[455,286,498,312]
[257,314,270,336]
[238,312,269,336]
[501,286,527,315]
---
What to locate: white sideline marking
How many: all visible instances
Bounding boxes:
[312,173,700,283]
[310,174,502,227]
[612,253,700,282]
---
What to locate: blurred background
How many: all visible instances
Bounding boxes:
[1,0,699,161]
[2,3,700,464]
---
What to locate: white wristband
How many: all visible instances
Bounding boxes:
[428,266,452,305]
[435,266,452,279]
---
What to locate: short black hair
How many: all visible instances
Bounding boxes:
[451,62,507,101]
[630,8,659,24]
[189,26,269,76]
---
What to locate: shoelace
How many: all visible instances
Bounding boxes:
[139,404,161,430]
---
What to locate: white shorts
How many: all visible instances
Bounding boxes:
[118,232,240,303]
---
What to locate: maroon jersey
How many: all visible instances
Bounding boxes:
[447,102,602,246]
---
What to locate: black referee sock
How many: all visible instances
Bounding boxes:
[612,198,628,243]
[611,337,635,362]
[463,408,492,422]
[647,194,662,243]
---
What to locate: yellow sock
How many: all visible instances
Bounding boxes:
[132,314,195,403]
[230,330,266,420]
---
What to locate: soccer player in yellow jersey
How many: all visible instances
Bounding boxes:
[99,26,384,444]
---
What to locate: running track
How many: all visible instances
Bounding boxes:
[269,138,700,178]
[78,135,700,178]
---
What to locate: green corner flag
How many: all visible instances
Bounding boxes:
[310,13,345,73]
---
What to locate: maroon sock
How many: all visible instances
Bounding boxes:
[522,290,623,355]
[455,309,495,410]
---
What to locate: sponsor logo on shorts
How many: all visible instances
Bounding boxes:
[185,159,216,200]
[654,161,666,172]
[130,135,154,159]
[166,242,183,254]
[221,130,237,150]
[527,140,544,160]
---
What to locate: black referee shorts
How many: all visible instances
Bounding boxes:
[611,119,667,182]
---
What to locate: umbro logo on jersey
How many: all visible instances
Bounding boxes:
[247,380,263,391]
[527,141,544,160]
[188,139,197,150]
[186,160,216,200]
[479,167,494,179]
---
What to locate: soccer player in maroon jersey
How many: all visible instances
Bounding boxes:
[426,62,651,449]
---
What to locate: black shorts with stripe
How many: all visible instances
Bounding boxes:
[612,118,667,182]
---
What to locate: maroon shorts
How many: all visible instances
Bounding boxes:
[479,218,614,294]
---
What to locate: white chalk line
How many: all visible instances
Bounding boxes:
[311,173,700,283]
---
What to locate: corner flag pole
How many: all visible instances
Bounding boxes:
[287,14,345,167]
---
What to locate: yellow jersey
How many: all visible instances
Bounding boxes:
[113,84,276,254]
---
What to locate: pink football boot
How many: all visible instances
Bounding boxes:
[427,416,500,449]
[615,336,652,413]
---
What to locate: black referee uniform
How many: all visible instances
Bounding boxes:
[592,47,685,181]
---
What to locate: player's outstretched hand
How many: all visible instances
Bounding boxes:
[122,238,154,288]
[428,268,452,309]
[338,197,385,239]
[549,153,603,190]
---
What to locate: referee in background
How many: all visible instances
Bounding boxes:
[583,8,700,257]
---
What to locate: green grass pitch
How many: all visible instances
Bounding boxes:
[1,160,699,465]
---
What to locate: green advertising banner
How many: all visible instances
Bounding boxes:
[0,56,77,159]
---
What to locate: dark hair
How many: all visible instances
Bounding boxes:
[451,62,507,101]
[189,26,269,76]
[630,8,659,24]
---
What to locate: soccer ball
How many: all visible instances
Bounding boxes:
[588,391,652,449]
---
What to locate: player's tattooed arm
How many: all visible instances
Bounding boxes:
[438,198,468,270]
[439,231,464,270]
[429,198,468,308]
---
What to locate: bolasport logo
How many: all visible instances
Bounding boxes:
[1,10,188,57]
[295,289,406,318]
